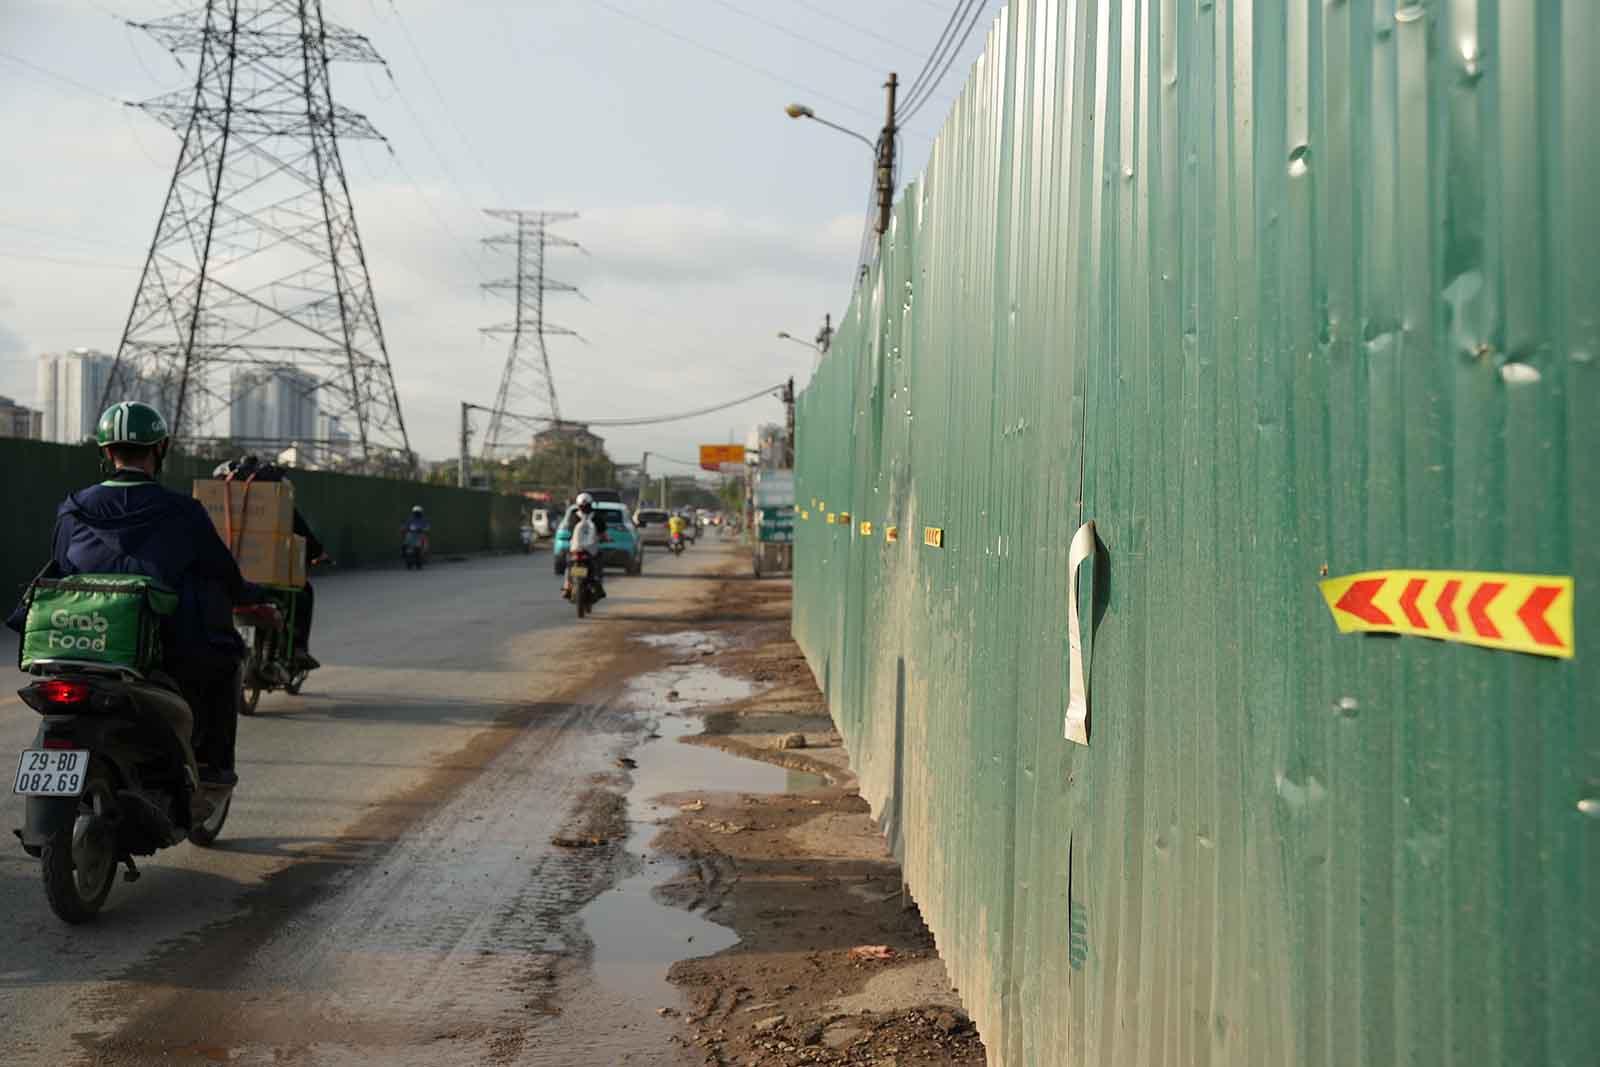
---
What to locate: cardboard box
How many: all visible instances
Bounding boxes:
[192,479,294,543]
[289,534,307,588]
[233,531,306,588]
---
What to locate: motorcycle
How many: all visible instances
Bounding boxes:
[12,667,235,923]
[234,598,304,714]
[569,549,603,618]
[401,535,427,570]
[669,531,686,556]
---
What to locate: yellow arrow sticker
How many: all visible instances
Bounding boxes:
[924,527,944,549]
[1319,569,1574,659]
[859,520,873,536]
[825,513,835,525]
[885,525,899,543]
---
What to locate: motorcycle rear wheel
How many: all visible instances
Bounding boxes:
[41,769,118,924]
[576,582,591,618]
[188,790,232,848]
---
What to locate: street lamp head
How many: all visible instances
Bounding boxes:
[784,103,814,120]
[777,331,795,340]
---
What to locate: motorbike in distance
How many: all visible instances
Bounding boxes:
[669,530,686,556]
[234,596,306,713]
[401,529,428,570]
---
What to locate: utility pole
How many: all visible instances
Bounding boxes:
[641,451,649,508]
[782,377,796,468]
[875,73,899,238]
[458,402,471,488]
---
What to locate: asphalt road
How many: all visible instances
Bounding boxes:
[0,542,734,1065]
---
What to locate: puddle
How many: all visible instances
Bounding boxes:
[622,664,755,711]
[634,630,722,653]
[577,709,825,1014]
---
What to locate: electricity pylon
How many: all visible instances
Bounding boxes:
[480,210,582,458]
[103,0,413,472]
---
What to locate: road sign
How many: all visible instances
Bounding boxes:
[1319,569,1574,659]
[699,444,746,471]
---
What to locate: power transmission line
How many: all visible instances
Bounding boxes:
[480,211,584,458]
[468,381,786,431]
[700,0,883,75]
[588,0,882,127]
[0,49,123,103]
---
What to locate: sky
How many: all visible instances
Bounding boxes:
[0,0,998,469]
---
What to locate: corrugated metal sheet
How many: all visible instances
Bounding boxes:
[793,2,1598,1064]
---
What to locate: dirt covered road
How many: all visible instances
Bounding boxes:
[1,540,981,1065]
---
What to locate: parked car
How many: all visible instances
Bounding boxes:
[531,508,556,539]
[633,507,673,547]
[553,502,643,575]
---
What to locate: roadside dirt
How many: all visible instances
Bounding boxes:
[650,574,987,1067]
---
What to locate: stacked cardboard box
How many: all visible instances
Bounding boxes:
[192,479,307,588]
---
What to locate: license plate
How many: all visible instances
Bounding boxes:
[13,749,89,797]
[236,623,256,645]
[570,564,589,578]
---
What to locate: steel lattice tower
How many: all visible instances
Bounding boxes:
[103,0,412,472]
[480,210,582,458]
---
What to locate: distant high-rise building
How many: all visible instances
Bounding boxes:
[0,395,43,439]
[36,349,118,444]
[230,368,319,446]
[318,412,354,460]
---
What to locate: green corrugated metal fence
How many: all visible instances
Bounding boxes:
[0,439,525,604]
[793,2,1597,1065]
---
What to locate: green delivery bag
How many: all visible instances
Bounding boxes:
[19,574,179,674]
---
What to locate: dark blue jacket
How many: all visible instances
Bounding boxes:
[7,469,259,658]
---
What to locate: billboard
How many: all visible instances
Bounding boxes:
[698,444,746,471]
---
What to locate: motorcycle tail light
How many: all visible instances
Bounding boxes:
[41,737,77,750]
[38,680,91,705]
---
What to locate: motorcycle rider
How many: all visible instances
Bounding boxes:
[561,493,607,601]
[211,455,327,672]
[667,511,689,549]
[401,505,431,562]
[7,402,264,785]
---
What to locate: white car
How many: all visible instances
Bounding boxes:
[633,507,674,547]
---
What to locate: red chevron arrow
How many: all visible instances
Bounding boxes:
[1517,585,1565,648]
[1335,578,1392,626]
[1468,582,1505,638]
[1398,578,1427,628]
[1436,580,1461,633]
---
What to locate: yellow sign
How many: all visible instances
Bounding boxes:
[825,513,836,525]
[859,520,873,536]
[1319,569,1574,659]
[924,527,944,548]
[698,444,746,470]
[800,510,810,521]
[838,511,852,526]
[885,525,899,543]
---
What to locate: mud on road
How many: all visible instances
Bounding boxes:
[640,574,989,1067]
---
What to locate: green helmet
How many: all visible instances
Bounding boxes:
[95,401,170,448]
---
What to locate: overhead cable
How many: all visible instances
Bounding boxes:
[899,0,989,122]
[473,382,785,430]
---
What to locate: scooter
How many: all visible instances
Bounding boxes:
[569,549,604,618]
[235,595,309,714]
[401,535,428,570]
[669,531,686,556]
[12,660,242,923]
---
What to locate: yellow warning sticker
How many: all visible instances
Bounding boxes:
[885,525,899,543]
[859,520,873,536]
[800,510,809,521]
[838,512,852,526]
[825,513,835,525]
[1319,569,1574,659]
[924,527,944,549]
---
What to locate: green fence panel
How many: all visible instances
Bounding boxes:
[0,439,526,605]
[793,3,1598,1066]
